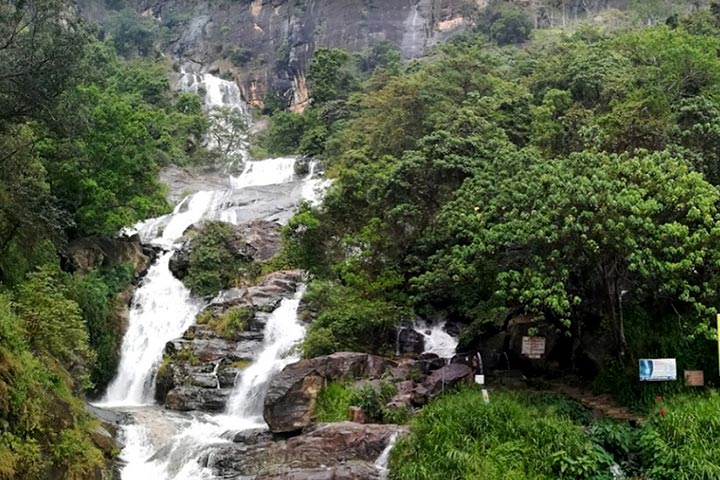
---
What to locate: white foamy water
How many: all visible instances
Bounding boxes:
[102,254,203,406]
[414,321,458,359]
[226,286,306,418]
[230,156,297,189]
[375,432,399,480]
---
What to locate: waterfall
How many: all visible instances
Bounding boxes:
[225,286,306,419]
[230,156,297,189]
[103,254,203,405]
[375,433,399,480]
[102,68,328,479]
[414,321,458,359]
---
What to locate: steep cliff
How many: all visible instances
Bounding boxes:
[81,0,484,110]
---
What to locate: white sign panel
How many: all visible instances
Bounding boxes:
[522,336,546,359]
[639,358,677,382]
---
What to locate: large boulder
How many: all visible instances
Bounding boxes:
[212,270,304,312]
[203,422,407,479]
[164,386,231,412]
[263,353,392,433]
[393,327,425,356]
[413,363,474,405]
[66,235,152,276]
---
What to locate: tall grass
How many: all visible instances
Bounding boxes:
[390,388,613,480]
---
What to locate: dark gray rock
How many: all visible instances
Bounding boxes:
[395,327,425,356]
[168,242,191,280]
[204,422,407,479]
[264,353,393,433]
[164,386,231,412]
[418,353,446,373]
[413,363,474,405]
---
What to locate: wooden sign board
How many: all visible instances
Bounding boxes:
[522,336,546,359]
[684,370,704,387]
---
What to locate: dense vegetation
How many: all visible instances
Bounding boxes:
[269,4,720,386]
[389,387,720,480]
[0,0,205,477]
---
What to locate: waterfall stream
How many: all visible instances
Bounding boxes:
[92,71,333,479]
[414,321,459,359]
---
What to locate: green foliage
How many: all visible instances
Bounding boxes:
[314,381,402,424]
[103,8,160,57]
[13,265,94,373]
[308,48,360,105]
[639,393,720,479]
[301,281,407,357]
[66,264,134,395]
[183,221,261,297]
[260,111,309,156]
[196,306,254,339]
[349,381,398,422]
[390,388,613,480]
[0,292,104,480]
[490,8,533,45]
[315,382,353,422]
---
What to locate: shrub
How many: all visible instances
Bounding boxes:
[300,281,406,357]
[315,382,353,422]
[197,306,253,339]
[184,221,251,296]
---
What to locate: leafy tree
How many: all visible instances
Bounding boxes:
[0,0,89,127]
[103,8,159,58]
[490,8,533,45]
[423,150,720,359]
[308,48,360,105]
[41,83,170,235]
[206,106,249,169]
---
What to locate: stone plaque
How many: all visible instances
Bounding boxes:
[521,336,546,359]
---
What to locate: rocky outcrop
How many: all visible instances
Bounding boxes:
[169,220,283,281]
[203,422,407,480]
[264,352,391,433]
[156,270,303,412]
[66,235,153,276]
[78,0,479,111]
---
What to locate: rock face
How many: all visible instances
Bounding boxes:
[203,422,407,480]
[77,0,478,111]
[66,235,152,276]
[155,270,304,412]
[264,352,391,433]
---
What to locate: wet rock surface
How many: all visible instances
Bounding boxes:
[79,1,475,111]
[204,422,407,480]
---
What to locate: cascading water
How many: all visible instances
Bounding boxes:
[103,254,203,405]
[414,321,459,359]
[225,286,306,419]
[99,69,333,479]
